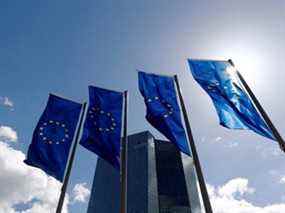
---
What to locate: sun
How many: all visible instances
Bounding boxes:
[221,45,267,90]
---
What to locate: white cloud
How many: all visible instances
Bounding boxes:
[208,178,285,213]
[269,170,279,177]
[0,126,18,142]
[280,177,285,184]
[255,144,282,158]
[227,141,238,148]
[217,178,255,197]
[0,140,69,213]
[72,183,90,203]
[214,137,222,142]
[211,136,239,148]
[0,97,14,109]
[3,97,13,108]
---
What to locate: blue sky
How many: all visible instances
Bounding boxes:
[1,0,285,212]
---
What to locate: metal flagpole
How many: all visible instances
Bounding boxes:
[56,102,87,213]
[174,75,213,213]
[228,59,285,152]
[120,91,128,213]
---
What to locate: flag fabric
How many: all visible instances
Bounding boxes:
[188,59,275,141]
[24,94,82,182]
[80,86,123,169]
[138,71,191,155]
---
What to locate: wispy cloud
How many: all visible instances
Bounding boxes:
[71,183,90,203]
[0,96,14,110]
[256,144,282,158]
[227,141,239,148]
[214,136,222,142]
[280,176,285,184]
[211,136,239,148]
[269,169,279,177]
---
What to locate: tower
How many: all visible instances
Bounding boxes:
[87,131,202,213]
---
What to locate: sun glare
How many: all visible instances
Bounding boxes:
[221,45,266,89]
[226,65,237,76]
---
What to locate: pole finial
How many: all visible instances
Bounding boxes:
[228,59,235,66]
[279,143,285,152]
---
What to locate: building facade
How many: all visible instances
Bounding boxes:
[87,131,202,213]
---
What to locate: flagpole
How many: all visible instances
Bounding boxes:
[56,102,87,213]
[228,59,285,152]
[120,91,128,213]
[174,75,213,213]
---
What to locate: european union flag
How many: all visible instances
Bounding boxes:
[24,94,82,182]
[80,86,123,169]
[188,59,275,141]
[138,71,191,155]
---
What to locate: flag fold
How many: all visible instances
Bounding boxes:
[80,86,123,169]
[24,94,82,182]
[188,59,275,141]
[138,71,191,155]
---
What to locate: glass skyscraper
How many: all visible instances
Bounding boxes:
[87,131,202,213]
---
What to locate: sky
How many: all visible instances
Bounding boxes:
[0,0,285,212]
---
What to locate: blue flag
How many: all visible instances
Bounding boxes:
[24,94,82,182]
[188,59,275,141]
[138,71,191,155]
[80,86,123,169]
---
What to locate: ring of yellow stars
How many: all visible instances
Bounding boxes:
[88,107,117,132]
[39,120,69,145]
[146,96,174,118]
